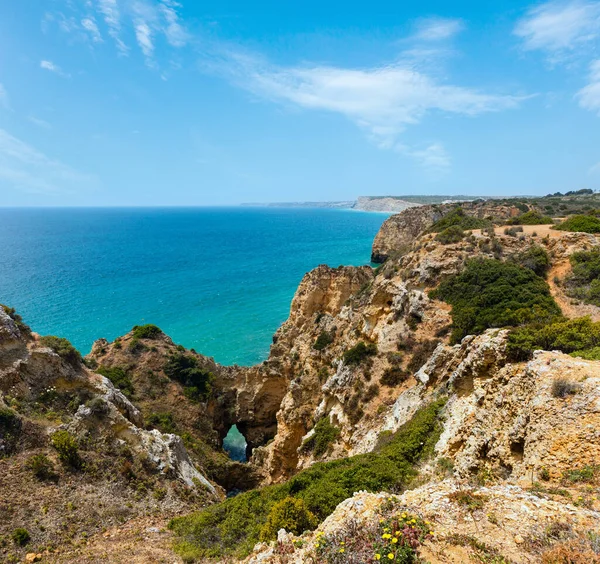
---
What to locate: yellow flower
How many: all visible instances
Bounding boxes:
[401,513,407,518]
[391,537,398,544]
[339,548,345,553]
[429,531,434,536]
[384,527,390,532]
[375,555,381,561]
[380,519,384,524]
[341,542,345,545]
[388,554,395,560]
[382,533,392,539]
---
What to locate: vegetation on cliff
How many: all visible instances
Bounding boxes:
[507,316,600,361]
[563,249,600,307]
[555,215,600,233]
[430,258,561,343]
[169,399,446,560]
[428,207,491,233]
[506,210,554,225]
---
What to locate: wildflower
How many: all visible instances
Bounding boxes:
[401,513,407,518]
[380,519,384,524]
[388,554,395,560]
[382,533,392,539]
[391,537,398,544]
[375,555,381,561]
[339,548,345,553]
[383,527,389,532]
[340,542,345,545]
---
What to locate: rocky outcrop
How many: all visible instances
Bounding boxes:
[371,201,526,262]
[354,196,422,213]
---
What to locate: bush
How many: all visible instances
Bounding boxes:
[11,528,30,546]
[507,316,600,361]
[169,399,446,560]
[51,430,80,467]
[97,365,134,397]
[0,407,21,453]
[26,453,56,480]
[504,226,524,237]
[146,412,178,434]
[300,417,340,457]
[132,324,162,339]
[380,367,409,387]
[551,378,580,398]
[259,497,318,541]
[512,245,551,277]
[39,335,82,366]
[1,305,31,334]
[435,225,465,245]
[431,258,562,343]
[555,215,600,233]
[507,211,554,225]
[164,353,214,401]
[342,342,377,365]
[313,331,334,351]
[563,249,600,306]
[429,207,491,233]
[407,340,440,373]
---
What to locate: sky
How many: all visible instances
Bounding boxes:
[1,0,600,206]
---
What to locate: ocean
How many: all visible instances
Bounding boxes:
[0,207,388,367]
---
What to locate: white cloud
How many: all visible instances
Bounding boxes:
[81,17,103,42]
[27,115,52,129]
[134,21,154,58]
[160,0,189,47]
[397,142,451,173]
[225,55,526,144]
[98,0,128,53]
[0,84,9,110]
[413,17,465,41]
[515,0,600,60]
[40,60,70,78]
[0,129,96,195]
[213,52,527,171]
[577,59,600,112]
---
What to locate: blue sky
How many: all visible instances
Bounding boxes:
[1,0,600,205]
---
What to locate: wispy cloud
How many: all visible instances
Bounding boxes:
[40,60,70,78]
[0,84,9,110]
[0,129,96,195]
[97,0,128,54]
[397,142,451,174]
[514,0,600,62]
[577,59,600,112]
[134,20,154,58]
[213,51,527,171]
[413,17,465,41]
[27,115,52,129]
[81,17,103,43]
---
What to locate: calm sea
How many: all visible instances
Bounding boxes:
[0,207,387,366]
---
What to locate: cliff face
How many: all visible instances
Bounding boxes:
[371,201,525,262]
[0,308,217,563]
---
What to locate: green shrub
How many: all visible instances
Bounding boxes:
[551,378,580,398]
[164,353,214,401]
[97,365,134,397]
[563,249,600,306]
[39,336,82,366]
[507,211,554,225]
[429,207,491,233]
[51,430,80,467]
[169,399,446,560]
[380,367,409,387]
[431,258,562,343]
[26,453,56,480]
[313,331,334,351]
[435,225,465,245]
[1,305,31,334]
[555,215,600,233]
[507,316,600,361]
[503,226,524,237]
[132,324,162,339]
[300,417,340,457]
[11,528,30,546]
[146,412,178,434]
[407,340,440,373]
[512,245,551,278]
[342,342,377,365]
[0,407,21,453]
[259,497,318,541]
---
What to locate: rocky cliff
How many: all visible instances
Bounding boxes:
[3,198,600,563]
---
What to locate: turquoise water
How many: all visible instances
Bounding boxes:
[0,207,387,366]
